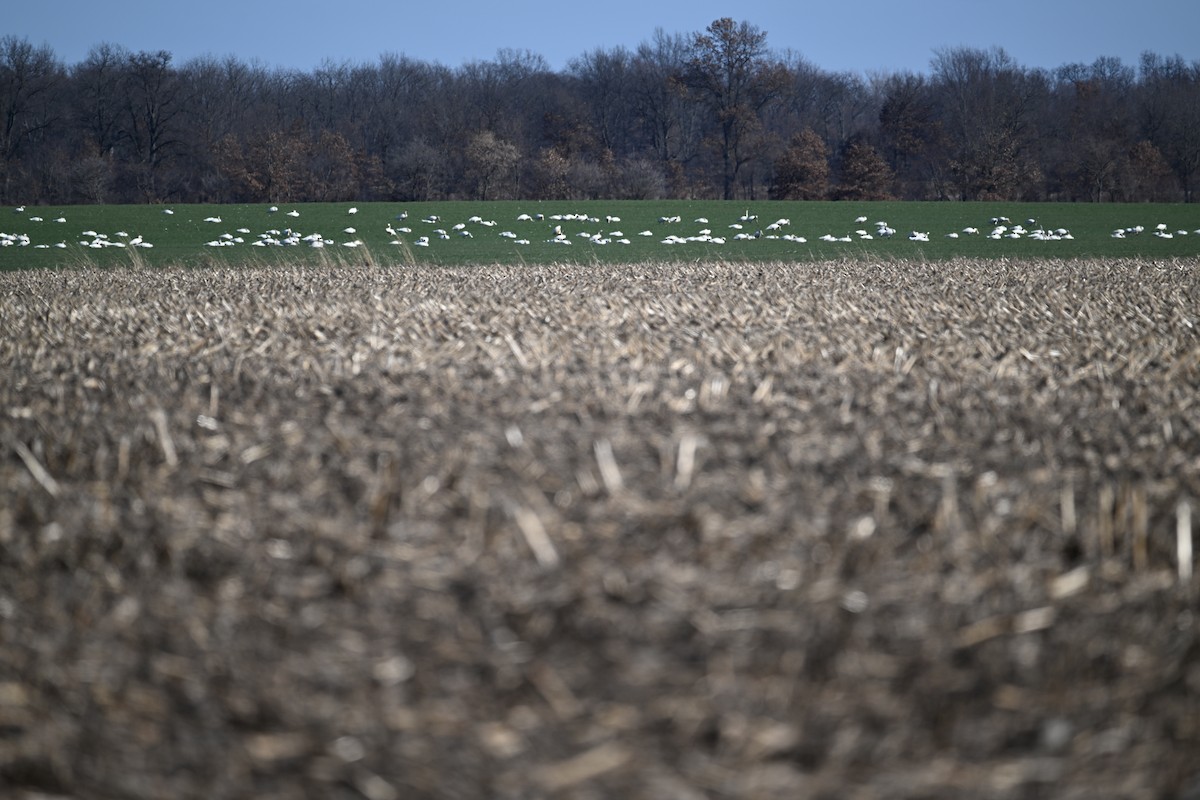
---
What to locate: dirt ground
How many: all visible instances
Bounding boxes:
[2,258,1199,799]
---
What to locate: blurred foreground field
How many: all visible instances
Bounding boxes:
[2,258,1199,798]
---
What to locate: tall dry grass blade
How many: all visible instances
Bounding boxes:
[674,432,699,492]
[752,376,773,403]
[1132,486,1148,571]
[512,505,559,568]
[1061,479,1076,537]
[1050,566,1090,599]
[14,441,60,498]
[593,439,623,495]
[503,332,530,370]
[1013,606,1056,634]
[528,662,582,720]
[1098,484,1115,558]
[117,435,130,482]
[934,471,960,535]
[1179,500,1194,583]
[534,742,631,793]
[150,407,179,468]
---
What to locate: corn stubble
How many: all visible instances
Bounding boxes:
[2,257,1199,798]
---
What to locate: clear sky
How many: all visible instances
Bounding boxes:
[7,0,1199,76]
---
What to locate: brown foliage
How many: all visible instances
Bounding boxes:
[770,128,829,200]
[949,129,1043,201]
[305,130,359,202]
[1124,140,1178,202]
[528,147,571,199]
[835,139,894,200]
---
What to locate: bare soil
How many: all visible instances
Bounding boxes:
[2,259,1199,799]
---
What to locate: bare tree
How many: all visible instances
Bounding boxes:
[457,49,549,147]
[5,22,1200,205]
[0,36,64,201]
[1139,52,1200,202]
[303,129,358,201]
[72,43,129,155]
[878,71,946,198]
[120,50,188,201]
[358,54,434,194]
[569,46,638,155]
[614,157,667,199]
[629,29,701,185]
[394,137,449,201]
[528,147,571,199]
[301,59,352,132]
[682,18,787,199]
[1043,58,1135,200]
[932,46,1043,200]
[465,130,519,200]
[178,55,269,200]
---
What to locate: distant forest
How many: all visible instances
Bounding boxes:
[3,19,1199,205]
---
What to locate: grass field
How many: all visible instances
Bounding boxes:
[2,257,1198,798]
[3,200,1200,269]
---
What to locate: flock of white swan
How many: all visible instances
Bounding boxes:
[3,205,1198,254]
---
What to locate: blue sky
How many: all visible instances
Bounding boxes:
[8,0,1199,76]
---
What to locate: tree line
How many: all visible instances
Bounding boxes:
[3,20,1199,206]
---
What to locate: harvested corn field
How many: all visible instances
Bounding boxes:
[2,258,1199,799]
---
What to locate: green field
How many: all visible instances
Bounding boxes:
[3,200,1200,270]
